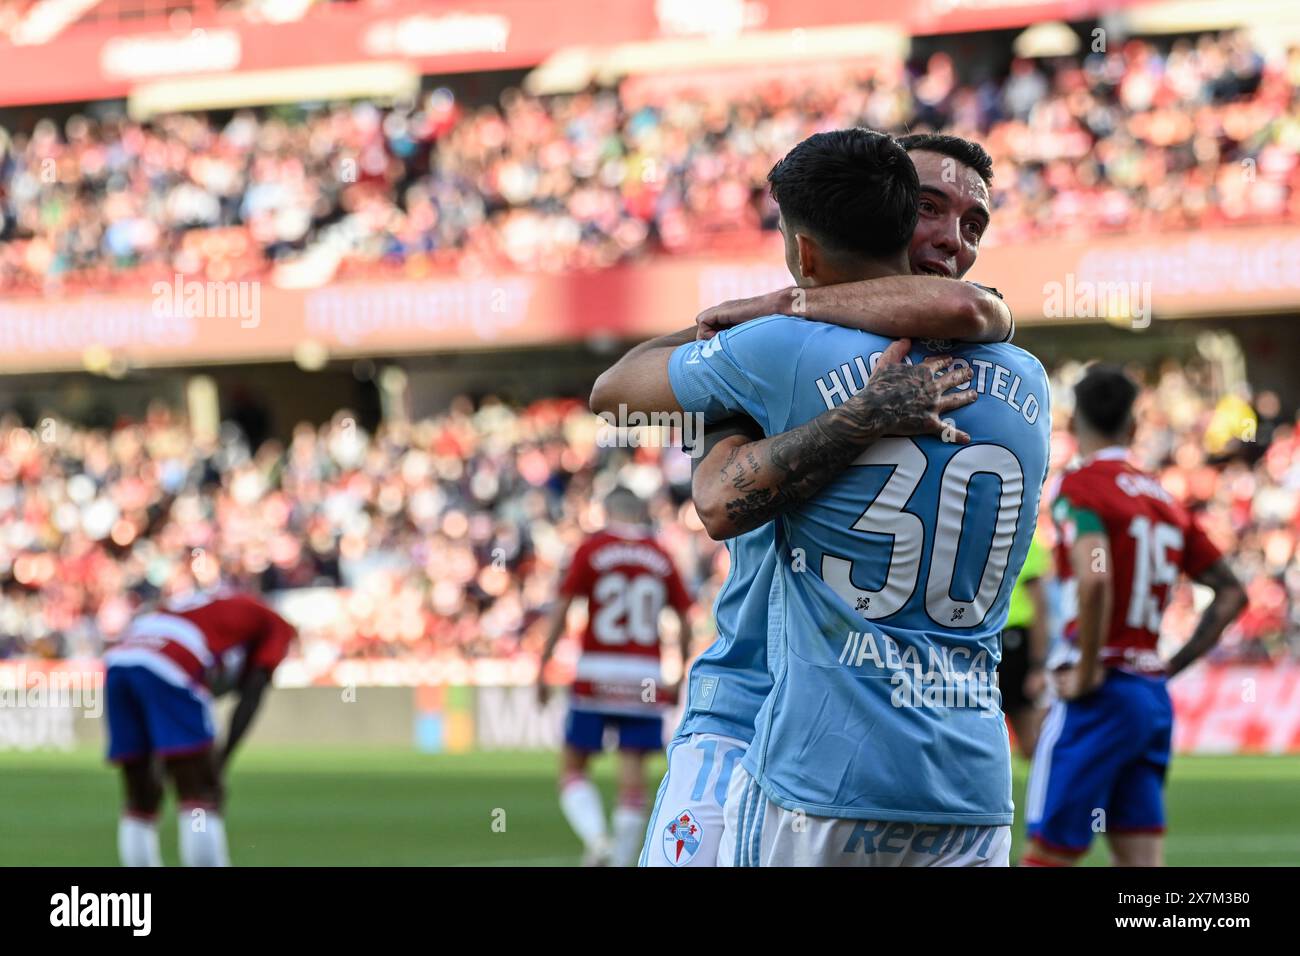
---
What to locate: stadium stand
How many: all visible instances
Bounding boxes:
[2,360,1296,672]
[2,31,1297,294]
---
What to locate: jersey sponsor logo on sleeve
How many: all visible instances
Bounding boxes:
[663,809,704,865]
[683,338,721,365]
[695,676,719,707]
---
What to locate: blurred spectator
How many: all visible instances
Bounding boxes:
[2,358,1298,671]
[1,31,1297,294]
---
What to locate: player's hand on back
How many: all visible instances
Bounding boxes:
[695,289,788,340]
[1054,665,1104,701]
[848,339,976,444]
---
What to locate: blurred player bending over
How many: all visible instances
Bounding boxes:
[537,487,694,866]
[105,578,295,866]
[1023,366,1246,867]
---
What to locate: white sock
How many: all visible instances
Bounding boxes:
[559,776,608,852]
[611,802,647,867]
[178,806,230,867]
[118,815,162,867]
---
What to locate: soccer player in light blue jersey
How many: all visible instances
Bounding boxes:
[593,133,1022,866]
[673,129,1050,866]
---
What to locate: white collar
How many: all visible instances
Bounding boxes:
[607,521,649,539]
[1081,445,1130,466]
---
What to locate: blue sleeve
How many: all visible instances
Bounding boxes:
[666,316,804,433]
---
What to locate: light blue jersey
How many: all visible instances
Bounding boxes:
[674,527,774,743]
[669,316,1051,824]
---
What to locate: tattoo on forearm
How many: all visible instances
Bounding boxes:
[730,451,760,492]
[717,446,739,483]
[719,405,875,533]
[713,359,956,534]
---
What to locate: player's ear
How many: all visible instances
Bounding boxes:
[795,232,819,282]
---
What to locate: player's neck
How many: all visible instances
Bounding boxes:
[1077,437,1130,461]
[807,257,908,287]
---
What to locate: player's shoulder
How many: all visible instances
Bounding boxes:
[1052,455,1108,512]
[171,587,256,614]
[642,534,677,564]
[771,317,890,363]
[1055,463,1093,500]
[215,591,278,626]
[720,313,804,339]
[965,341,1048,380]
[578,529,613,551]
[217,590,264,608]
[565,531,602,565]
[717,313,856,352]
[1058,455,1150,508]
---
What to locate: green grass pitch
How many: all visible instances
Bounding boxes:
[2,748,1297,866]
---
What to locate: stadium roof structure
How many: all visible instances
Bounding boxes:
[524,22,909,96]
[1124,0,1300,55]
[128,60,420,119]
[0,0,1168,109]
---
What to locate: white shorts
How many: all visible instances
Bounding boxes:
[639,732,749,867]
[718,767,1011,867]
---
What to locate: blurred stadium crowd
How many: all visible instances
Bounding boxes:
[1,361,1298,668]
[2,30,1298,293]
[0,0,317,41]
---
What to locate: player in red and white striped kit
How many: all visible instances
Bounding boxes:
[537,487,694,865]
[1023,366,1246,866]
[105,587,296,866]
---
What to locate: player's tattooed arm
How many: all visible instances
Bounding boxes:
[696,277,1011,344]
[692,340,976,541]
[1165,560,1247,679]
[690,416,762,537]
[589,327,696,416]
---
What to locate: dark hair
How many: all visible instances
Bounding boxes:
[767,128,918,260]
[604,486,647,522]
[1074,364,1139,438]
[898,133,994,185]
